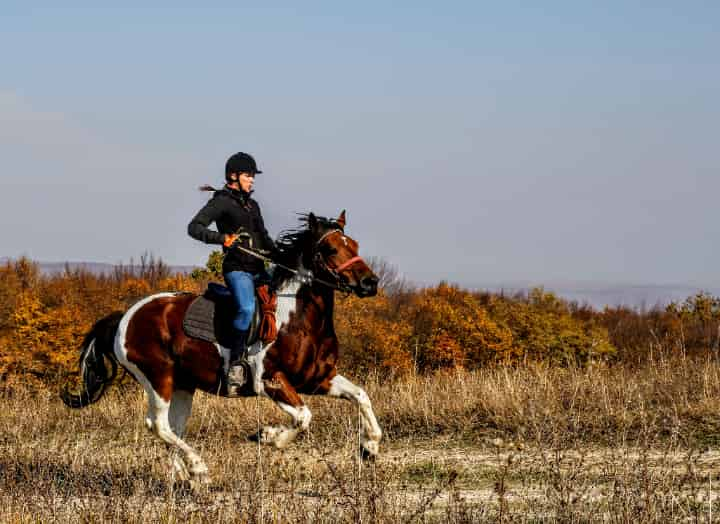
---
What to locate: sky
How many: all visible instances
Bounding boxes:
[1,2,719,288]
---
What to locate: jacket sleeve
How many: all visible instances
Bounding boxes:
[188,196,225,245]
[254,202,278,257]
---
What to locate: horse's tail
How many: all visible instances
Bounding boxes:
[61,311,124,408]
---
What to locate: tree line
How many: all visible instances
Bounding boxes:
[1,255,718,385]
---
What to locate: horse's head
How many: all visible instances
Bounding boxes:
[308,210,378,297]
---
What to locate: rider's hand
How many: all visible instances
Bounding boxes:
[223,234,239,248]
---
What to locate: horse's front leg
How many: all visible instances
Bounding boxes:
[327,374,382,457]
[261,371,312,449]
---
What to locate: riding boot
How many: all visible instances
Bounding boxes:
[226,329,249,388]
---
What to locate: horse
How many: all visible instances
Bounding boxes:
[61,211,382,483]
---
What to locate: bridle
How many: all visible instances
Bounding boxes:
[313,229,365,292]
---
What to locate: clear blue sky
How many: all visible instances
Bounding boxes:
[2,2,719,286]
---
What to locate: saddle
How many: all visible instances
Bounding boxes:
[182,282,278,348]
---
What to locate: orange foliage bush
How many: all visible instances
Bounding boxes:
[402,283,515,370]
[601,291,720,361]
[335,291,414,376]
[0,257,200,383]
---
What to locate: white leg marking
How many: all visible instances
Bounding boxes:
[261,402,312,449]
[328,375,382,455]
[277,402,312,431]
[145,389,208,478]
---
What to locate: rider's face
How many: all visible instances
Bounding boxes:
[238,172,255,192]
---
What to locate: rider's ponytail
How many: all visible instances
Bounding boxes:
[198,185,218,192]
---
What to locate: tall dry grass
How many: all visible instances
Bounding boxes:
[2,354,720,522]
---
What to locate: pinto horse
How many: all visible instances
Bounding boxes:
[61,211,382,482]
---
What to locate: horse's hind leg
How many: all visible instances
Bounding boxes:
[326,374,382,457]
[144,384,209,482]
[168,389,195,480]
[261,371,312,449]
[119,352,209,482]
[115,295,208,482]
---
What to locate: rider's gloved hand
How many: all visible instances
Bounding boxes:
[223,234,239,248]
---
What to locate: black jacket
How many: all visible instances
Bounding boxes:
[188,187,276,274]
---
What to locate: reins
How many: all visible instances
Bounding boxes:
[228,240,356,294]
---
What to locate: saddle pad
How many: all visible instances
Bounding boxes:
[183,295,221,344]
[182,291,262,347]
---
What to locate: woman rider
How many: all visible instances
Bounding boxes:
[188,152,276,387]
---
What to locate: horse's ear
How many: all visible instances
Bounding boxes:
[308,212,318,231]
[337,210,346,229]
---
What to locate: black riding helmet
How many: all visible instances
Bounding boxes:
[225,152,262,182]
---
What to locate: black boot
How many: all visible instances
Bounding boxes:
[226,329,249,388]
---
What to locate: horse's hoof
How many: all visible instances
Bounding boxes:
[363,439,379,454]
[258,426,282,445]
[188,459,209,481]
[273,428,299,449]
[360,446,378,462]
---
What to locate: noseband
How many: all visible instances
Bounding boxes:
[313,229,365,291]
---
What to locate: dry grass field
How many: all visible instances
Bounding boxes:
[2,354,720,522]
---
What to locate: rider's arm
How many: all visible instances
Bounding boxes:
[188,196,225,245]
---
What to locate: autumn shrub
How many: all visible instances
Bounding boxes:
[600,291,720,362]
[0,260,23,333]
[399,283,515,370]
[335,291,414,375]
[482,288,616,365]
[0,256,199,383]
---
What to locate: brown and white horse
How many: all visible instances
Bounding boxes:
[61,211,382,483]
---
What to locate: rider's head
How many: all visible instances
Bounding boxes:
[225,152,261,193]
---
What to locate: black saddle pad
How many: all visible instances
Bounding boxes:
[183,283,260,347]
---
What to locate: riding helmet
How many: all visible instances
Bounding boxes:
[225,152,262,177]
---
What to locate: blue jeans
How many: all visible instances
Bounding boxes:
[224,271,266,332]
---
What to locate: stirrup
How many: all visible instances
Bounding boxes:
[226,360,249,388]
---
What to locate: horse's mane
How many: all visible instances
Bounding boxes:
[272,213,343,289]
